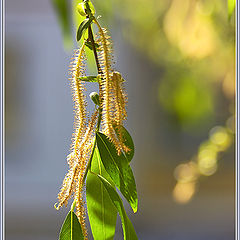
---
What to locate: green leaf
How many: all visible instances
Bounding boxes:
[113,125,134,163]
[73,0,85,35]
[83,0,96,16]
[72,1,96,71]
[96,174,138,240]
[76,17,93,41]
[52,0,73,50]
[59,210,84,240]
[228,0,236,19]
[76,2,87,17]
[86,147,117,240]
[96,132,138,213]
[77,76,99,82]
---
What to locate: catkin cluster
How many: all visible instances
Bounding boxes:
[96,25,129,154]
[55,44,97,239]
[56,20,129,240]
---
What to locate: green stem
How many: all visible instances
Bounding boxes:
[96,107,102,132]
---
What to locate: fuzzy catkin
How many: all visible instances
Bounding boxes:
[55,43,98,240]
[96,24,129,154]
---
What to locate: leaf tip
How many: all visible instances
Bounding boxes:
[132,201,138,213]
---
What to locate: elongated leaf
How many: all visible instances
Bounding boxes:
[228,0,236,19]
[77,76,99,82]
[77,17,93,41]
[59,210,84,240]
[113,125,134,163]
[97,174,138,240]
[86,147,117,240]
[72,1,96,71]
[96,132,138,212]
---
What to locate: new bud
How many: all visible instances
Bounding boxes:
[90,92,100,106]
[77,3,87,16]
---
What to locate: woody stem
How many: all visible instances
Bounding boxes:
[88,25,102,75]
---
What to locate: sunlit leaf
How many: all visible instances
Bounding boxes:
[96,132,138,213]
[77,76,99,82]
[76,2,87,17]
[72,0,96,71]
[77,17,93,41]
[52,0,73,50]
[86,147,117,240]
[59,210,84,240]
[97,174,138,240]
[73,0,85,31]
[84,0,96,16]
[113,125,135,163]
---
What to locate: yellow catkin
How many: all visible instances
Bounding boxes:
[111,72,130,152]
[69,44,87,162]
[95,20,129,154]
[56,44,87,209]
[55,164,78,209]
[56,108,97,238]
[74,111,98,239]
[57,17,131,239]
[56,42,99,239]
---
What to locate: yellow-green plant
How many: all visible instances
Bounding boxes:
[55,1,138,239]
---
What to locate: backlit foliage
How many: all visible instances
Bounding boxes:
[54,1,138,239]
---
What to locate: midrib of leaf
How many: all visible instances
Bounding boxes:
[96,149,106,240]
[71,211,73,240]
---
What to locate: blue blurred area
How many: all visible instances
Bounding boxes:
[5,0,234,239]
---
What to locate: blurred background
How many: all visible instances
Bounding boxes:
[5,0,235,239]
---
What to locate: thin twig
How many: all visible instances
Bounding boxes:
[88,25,102,75]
